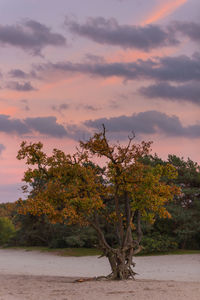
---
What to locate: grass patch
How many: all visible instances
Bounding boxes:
[1,246,200,257]
[1,246,102,256]
[137,249,200,256]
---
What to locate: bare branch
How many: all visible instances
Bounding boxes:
[128,130,135,141]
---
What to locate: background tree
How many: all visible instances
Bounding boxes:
[0,202,17,220]
[140,154,200,251]
[0,217,16,245]
[17,128,179,280]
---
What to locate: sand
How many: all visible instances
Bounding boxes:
[0,249,199,299]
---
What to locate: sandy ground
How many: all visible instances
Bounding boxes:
[0,249,199,299]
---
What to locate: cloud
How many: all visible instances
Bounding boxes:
[139,82,200,105]
[6,81,36,91]
[0,110,199,142]
[84,54,106,64]
[109,100,120,109]
[8,69,38,79]
[84,111,200,139]
[21,99,28,104]
[82,105,98,111]
[51,103,70,114]
[76,104,99,111]
[0,114,29,134]
[0,144,5,155]
[143,0,187,25]
[0,114,68,137]
[65,17,178,51]
[173,21,200,43]
[65,124,91,141]
[0,19,66,55]
[23,105,30,112]
[21,99,30,111]
[25,117,68,137]
[34,53,200,82]
[51,102,98,113]
[9,69,29,79]
[0,114,92,140]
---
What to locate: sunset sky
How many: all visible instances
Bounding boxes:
[0,0,200,202]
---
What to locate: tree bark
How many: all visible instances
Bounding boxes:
[106,247,137,280]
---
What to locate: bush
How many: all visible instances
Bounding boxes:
[0,217,16,245]
[141,233,178,254]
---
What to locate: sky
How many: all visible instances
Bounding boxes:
[0,0,200,203]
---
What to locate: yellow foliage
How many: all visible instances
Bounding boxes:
[16,129,179,230]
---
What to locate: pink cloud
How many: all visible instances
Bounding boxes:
[142,0,188,25]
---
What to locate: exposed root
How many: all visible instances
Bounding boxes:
[73,270,138,283]
[74,277,98,283]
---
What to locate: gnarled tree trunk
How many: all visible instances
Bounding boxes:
[92,214,142,280]
[106,247,136,280]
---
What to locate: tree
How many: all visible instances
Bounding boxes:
[166,155,200,249]
[0,202,17,220]
[0,217,16,245]
[140,154,200,250]
[17,127,179,280]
